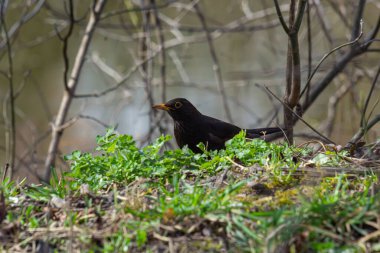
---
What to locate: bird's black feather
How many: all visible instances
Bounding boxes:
[153,98,285,153]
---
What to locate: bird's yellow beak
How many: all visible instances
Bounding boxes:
[152,103,170,111]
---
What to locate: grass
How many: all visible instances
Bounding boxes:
[1,129,379,252]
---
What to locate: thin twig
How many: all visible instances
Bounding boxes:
[265,87,335,144]
[273,0,289,33]
[294,0,307,31]
[2,164,9,183]
[281,0,307,144]
[305,0,311,104]
[31,76,53,120]
[43,0,108,182]
[151,0,167,102]
[168,50,190,83]
[312,0,333,46]
[1,1,16,177]
[361,63,380,128]
[326,0,350,30]
[60,0,76,92]
[322,81,353,136]
[100,0,179,20]
[300,12,380,120]
[0,0,45,50]
[299,19,363,99]
[351,0,366,41]
[347,114,380,147]
[288,0,307,107]
[194,2,233,122]
[345,61,380,146]
[139,0,161,143]
[362,16,380,51]
[75,4,289,98]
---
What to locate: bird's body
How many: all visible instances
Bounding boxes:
[153,98,284,153]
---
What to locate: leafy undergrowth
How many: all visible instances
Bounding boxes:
[1,129,380,252]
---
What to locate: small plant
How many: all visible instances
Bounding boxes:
[2,130,379,252]
[64,129,311,191]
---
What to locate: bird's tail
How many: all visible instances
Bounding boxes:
[245,127,285,138]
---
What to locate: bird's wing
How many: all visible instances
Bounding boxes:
[245,127,284,138]
[203,115,241,143]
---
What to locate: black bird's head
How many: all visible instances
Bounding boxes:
[153,98,201,121]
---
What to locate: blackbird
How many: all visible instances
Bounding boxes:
[153,98,284,153]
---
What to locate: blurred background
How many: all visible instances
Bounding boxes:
[0,0,379,182]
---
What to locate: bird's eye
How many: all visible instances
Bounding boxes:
[174,102,182,108]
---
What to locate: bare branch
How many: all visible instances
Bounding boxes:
[151,0,167,102]
[312,0,333,46]
[351,0,366,41]
[194,2,233,122]
[305,0,311,103]
[139,0,157,143]
[1,0,16,177]
[361,63,380,128]
[43,0,108,182]
[294,0,307,31]
[347,114,380,147]
[300,14,379,115]
[299,20,363,99]
[100,0,179,20]
[326,0,350,30]
[0,0,45,50]
[60,0,76,92]
[279,0,307,144]
[321,81,353,136]
[168,50,190,83]
[273,0,290,33]
[265,86,335,144]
